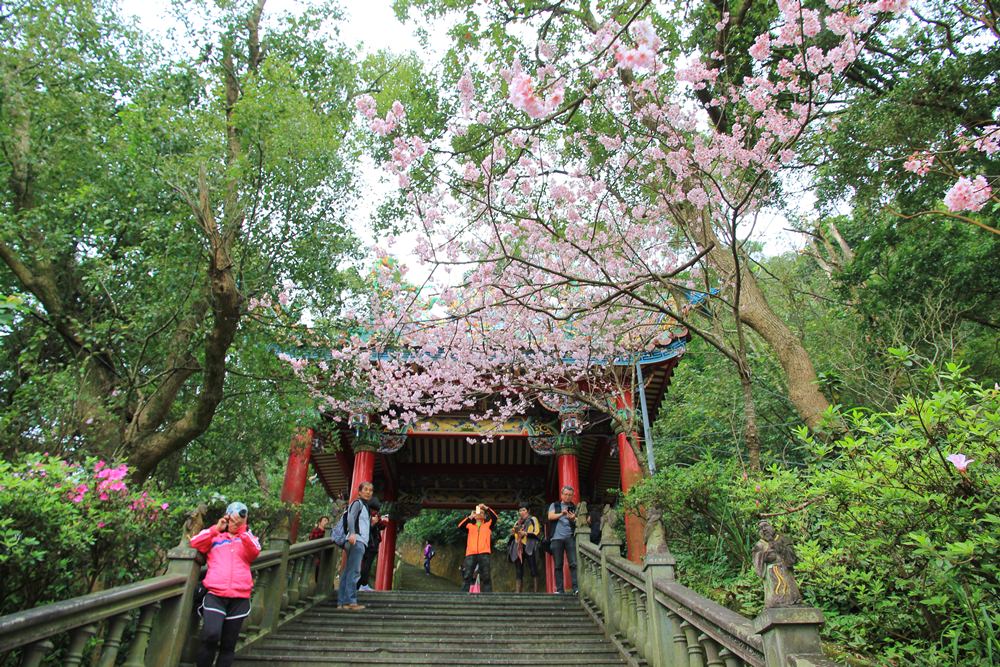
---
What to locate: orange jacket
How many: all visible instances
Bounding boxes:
[458,508,498,555]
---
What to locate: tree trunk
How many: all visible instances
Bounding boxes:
[739,366,761,470]
[691,212,831,430]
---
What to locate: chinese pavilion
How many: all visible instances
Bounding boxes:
[278,331,689,593]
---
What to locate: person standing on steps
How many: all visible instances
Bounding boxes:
[338,481,373,610]
[509,505,541,592]
[190,501,261,667]
[547,486,579,595]
[459,503,498,593]
[423,540,435,575]
[358,498,386,592]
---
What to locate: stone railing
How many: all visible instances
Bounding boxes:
[0,532,339,667]
[576,529,835,667]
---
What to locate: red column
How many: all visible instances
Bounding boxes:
[280,427,313,542]
[375,518,397,590]
[616,394,646,563]
[557,450,580,590]
[349,449,376,500]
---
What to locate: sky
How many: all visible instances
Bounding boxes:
[119,0,430,55]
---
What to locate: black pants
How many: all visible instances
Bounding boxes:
[197,593,251,667]
[550,536,578,593]
[514,550,539,581]
[359,543,378,587]
[462,553,492,592]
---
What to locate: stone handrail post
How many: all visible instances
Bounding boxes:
[643,547,676,667]
[598,537,623,636]
[753,607,828,667]
[259,534,291,633]
[316,535,337,595]
[144,546,202,667]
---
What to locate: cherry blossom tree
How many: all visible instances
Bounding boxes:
[337,0,920,435]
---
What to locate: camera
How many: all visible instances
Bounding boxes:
[238,509,247,518]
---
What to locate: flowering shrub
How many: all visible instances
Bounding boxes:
[629,364,999,665]
[0,455,175,614]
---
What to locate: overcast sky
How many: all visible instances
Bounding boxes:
[119,0,428,55]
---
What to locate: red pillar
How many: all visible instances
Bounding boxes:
[349,449,376,500]
[280,427,313,542]
[616,394,646,563]
[375,518,397,590]
[557,449,580,590]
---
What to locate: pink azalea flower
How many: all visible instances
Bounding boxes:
[946,453,974,472]
[161,502,170,510]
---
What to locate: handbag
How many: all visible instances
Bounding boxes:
[469,574,481,594]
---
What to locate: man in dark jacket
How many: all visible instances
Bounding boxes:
[358,499,385,591]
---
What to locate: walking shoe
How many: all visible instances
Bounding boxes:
[358,585,374,592]
[344,603,366,610]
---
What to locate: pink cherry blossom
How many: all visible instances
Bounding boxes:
[355,94,377,119]
[457,69,474,115]
[749,34,771,61]
[903,152,933,176]
[973,126,999,155]
[943,176,992,212]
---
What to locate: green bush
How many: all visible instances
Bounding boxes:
[630,365,999,665]
[0,455,175,614]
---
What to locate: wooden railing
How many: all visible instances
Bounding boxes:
[576,529,836,667]
[0,532,339,667]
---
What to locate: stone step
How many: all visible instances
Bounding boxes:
[273,624,603,637]
[300,608,592,621]
[235,656,626,666]
[282,609,594,633]
[250,636,614,650]
[246,640,620,654]
[235,648,625,665]
[235,591,629,666]
[351,594,580,607]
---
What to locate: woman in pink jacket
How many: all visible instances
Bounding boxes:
[190,501,262,667]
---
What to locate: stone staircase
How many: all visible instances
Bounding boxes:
[233,590,631,666]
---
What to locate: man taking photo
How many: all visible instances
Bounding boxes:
[547,486,579,595]
[458,503,498,593]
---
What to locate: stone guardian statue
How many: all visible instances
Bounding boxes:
[751,520,803,607]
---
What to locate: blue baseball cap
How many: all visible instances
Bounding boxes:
[226,501,248,517]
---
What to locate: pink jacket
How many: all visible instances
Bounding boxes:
[190,524,262,598]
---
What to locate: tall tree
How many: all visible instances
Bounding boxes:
[0,0,363,479]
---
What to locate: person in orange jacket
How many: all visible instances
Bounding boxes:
[458,503,498,592]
